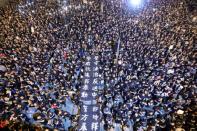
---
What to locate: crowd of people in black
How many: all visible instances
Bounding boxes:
[0,0,85,130]
[98,0,196,130]
[0,0,196,130]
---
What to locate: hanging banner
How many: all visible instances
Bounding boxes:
[79,55,102,131]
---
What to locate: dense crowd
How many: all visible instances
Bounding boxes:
[0,0,85,130]
[0,0,196,130]
[98,0,196,130]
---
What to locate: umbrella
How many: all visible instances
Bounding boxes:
[0,65,6,72]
